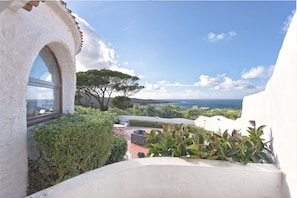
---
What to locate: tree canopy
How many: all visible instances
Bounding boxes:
[76,69,144,111]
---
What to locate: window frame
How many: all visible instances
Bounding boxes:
[27,46,62,126]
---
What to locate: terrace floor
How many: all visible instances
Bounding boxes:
[116,126,161,159]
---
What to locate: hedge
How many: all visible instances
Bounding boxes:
[128,120,212,134]
[28,107,116,194]
[105,135,128,165]
[128,120,164,128]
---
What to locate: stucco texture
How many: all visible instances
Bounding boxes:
[0,2,79,197]
[195,12,297,197]
[26,158,282,198]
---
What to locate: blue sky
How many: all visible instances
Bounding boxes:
[66,1,295,99]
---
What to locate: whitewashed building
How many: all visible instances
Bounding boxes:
[195,9,297,197]
[1,0,296,198]
[0,1,82,197]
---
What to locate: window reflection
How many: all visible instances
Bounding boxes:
[27,46,61,122]
[27,86,56,117]
[30,54,53,82]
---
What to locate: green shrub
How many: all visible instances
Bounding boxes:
[128,120,210,135]
[105,136,128,165]
[110,104,241,120]
[138,152,146,158]
[183,124,211,134]
[205,108,242,120]
[112,96,133,110]
[28,107,115,194]
[144,123,271,164]
[129,120,164,128]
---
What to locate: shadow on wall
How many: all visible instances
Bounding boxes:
[268,128,278,166]
[268,128,290,197]
[282,174,291,198]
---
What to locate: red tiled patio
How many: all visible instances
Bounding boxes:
[117,126,161,159]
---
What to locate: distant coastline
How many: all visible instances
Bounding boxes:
[130,98,170,105]
[75,96,242,109]
[131,98,242,109]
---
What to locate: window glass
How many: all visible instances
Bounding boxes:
[26,86,55,117]
[29,55,53,82]
[27,47,61,123]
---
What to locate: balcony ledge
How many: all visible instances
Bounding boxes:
[26,157,283,198]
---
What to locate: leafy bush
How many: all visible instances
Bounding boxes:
[156,104,184,118]
[129,120,164,128]
[105,136,128,165]
[182,124,212,134]
[112,96,133,110]
[144,123,271,164]
[128,120,210,135]
[183,108,205,120]
[205,108,242,120]
[28,107,116,194]
[108,106,129,115]
[109,103,242,120]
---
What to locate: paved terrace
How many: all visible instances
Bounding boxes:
[120,126,159,159]
[118,115,195,159]
[26,119,285,198]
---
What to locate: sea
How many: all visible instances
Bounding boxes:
[161,99,243,109]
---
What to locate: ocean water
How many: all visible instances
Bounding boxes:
[162,99,243,109]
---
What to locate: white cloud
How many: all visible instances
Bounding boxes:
[146,80,192,88]
[144,81,186,92]
[74,15,116,71]
[145,82,167,92]
[138,74,145,79]
[219,77,255,90]
[241,65,274,79]
[194,75,219,87]
[142,80,196,97]
[195,74,256,91]
[282,10,295,33]
[205,31,237,42]
[158,80,170,85]
[74,14,135,76]
[109,65,136,76]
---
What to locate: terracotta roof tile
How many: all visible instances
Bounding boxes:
[22,1,42,12]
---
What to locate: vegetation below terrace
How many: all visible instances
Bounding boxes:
[141,123,272,165]
[108,103,242,120]
[27,107,127,195]
[27,106,269,195]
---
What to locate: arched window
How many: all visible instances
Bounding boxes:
[27,46,61,126]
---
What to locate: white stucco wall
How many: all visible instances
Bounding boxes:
[240,12,297,197]
[194,115,241,133]
[26,158,282,198]
[118,115,195,125]
[0,1,80,197]
[195,12,297,197]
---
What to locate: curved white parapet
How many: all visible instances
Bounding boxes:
[118,115,195,126]
[26,158,283,198]
[194,115,242,134]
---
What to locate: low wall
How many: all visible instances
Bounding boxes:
[194,115,242,133]
[240,12,297,198]
[26,158,282,198]
[118,115,195,125]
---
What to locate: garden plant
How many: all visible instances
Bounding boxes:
[144,123,272,164]
[27,107,126,194]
